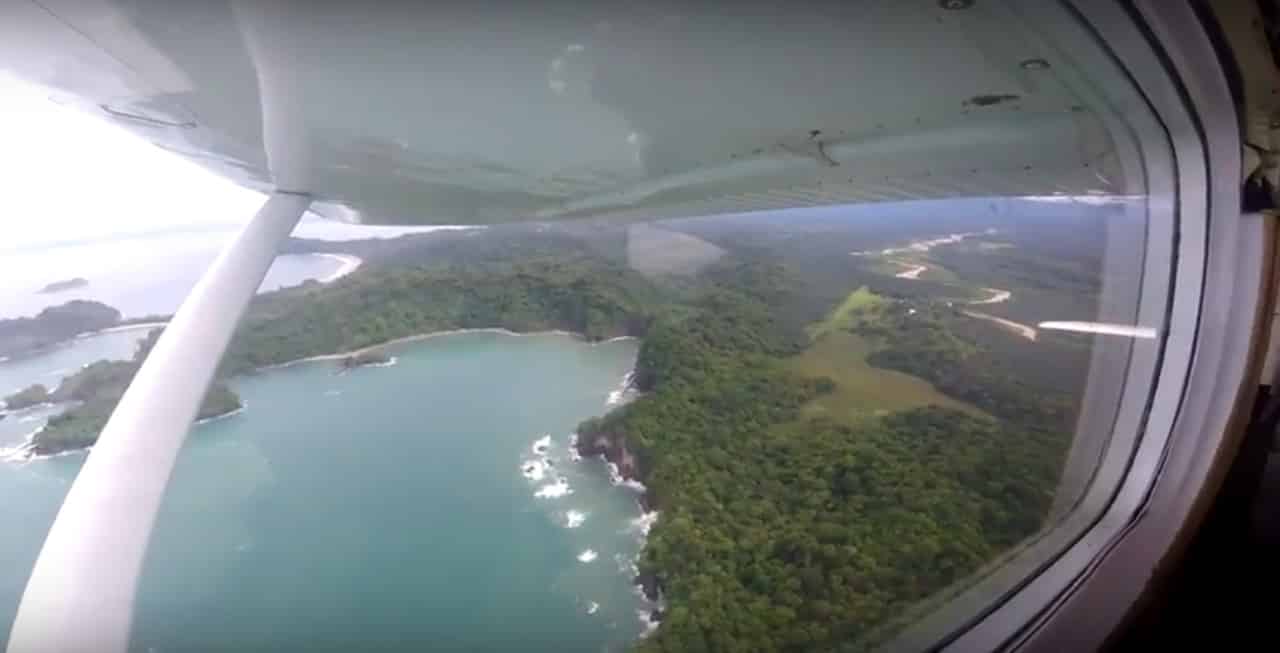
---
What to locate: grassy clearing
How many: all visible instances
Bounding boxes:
[794,283,988,428]
[807,286,885,340]
[787,331,987,425]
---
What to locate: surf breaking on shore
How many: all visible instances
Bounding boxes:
[512,348,662,636]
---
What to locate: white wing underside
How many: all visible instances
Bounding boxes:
[0,0,1134,225]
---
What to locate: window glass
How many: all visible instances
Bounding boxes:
[0,2,1168,651]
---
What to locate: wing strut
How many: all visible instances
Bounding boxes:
[7,192,310,653]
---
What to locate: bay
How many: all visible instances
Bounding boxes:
[0,331,650,651]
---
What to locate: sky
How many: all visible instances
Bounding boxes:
[0,74,450,249]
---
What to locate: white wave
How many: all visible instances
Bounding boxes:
[577,549,598,563]
[17,414,41,424]
[621,479,647,492]
[531,435,552,456]
[586,601,600,615]
[615,552,640,576]
[521,459,548,482]
[597,335,639,344]
[194,406,245,425]
[605,371,637,406]
[365,357,398,368]
[0,445,26,463]
[565,510,587,528]
[630,511,660,537]
[6,441,90,463]
[606,462,623,486]
[567,433,581,461]
[638,609,661,637]
[44,367,72,378]
[534,477,572,498]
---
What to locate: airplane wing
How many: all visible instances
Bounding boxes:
[0,0,1128,225]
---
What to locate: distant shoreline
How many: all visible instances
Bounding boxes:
[23,255,360,346]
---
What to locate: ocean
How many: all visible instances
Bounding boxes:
[0,231,354,319]
[0,330,651,651]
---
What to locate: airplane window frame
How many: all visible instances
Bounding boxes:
[893,1,1261,650]
[1014,0,1266,648]
[2,2,1256,651]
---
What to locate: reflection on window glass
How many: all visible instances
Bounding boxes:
[0,2,1166,652]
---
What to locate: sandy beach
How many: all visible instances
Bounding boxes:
[317,254,362,283]
[80,322,168,337]
[259,328,630,371]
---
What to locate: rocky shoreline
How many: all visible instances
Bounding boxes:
[574,377,665,609]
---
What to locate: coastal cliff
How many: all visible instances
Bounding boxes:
[575,381,664,606]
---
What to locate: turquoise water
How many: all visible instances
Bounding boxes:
[0,331,651,651]
[0,327,154,395]
[0,327,156,449]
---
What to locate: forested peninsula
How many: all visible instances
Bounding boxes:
[0,300,120,359]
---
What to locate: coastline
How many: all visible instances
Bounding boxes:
[80,321,167,337]
[258,328,636,372]
[194,404,245,425]
[4,317,663,636]
[4,326,640,459]
[573,369,665,608]
[316,254,362,283]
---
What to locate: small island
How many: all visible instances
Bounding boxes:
[340,349,392,369]
[38,277,89,294]
[4,384,51,410]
